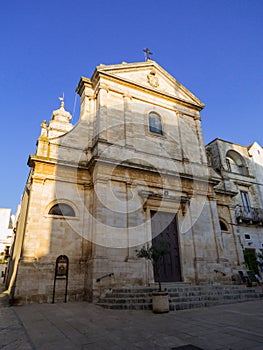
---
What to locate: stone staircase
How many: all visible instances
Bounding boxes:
[96,284,263,311]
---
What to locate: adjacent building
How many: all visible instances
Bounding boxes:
[206,139,263,277]
[0,208,14,280]
[0,208,14,261]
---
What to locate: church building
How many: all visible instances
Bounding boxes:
[6,60,253,303]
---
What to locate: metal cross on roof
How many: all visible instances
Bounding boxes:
[143,48,153,61]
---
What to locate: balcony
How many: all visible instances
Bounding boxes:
[235,205,263,225]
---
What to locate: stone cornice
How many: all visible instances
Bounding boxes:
[76,77,92,96]
[31,173,91,187]
[76,76,201,118]
[214,188,239,197]
[86,155,217,187]
[27,155,87,171]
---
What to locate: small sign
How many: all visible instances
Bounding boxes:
[52,255,69,303]
[56,255,68,277]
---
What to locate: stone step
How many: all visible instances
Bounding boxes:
[102,291,257,303]
[101,288,258,299]
[97,297,152,304]
[102,288,257,299]
[97,284,263,311]
[98,292,261,305]
[170,292,261,303]
[97,302,152,310]
[110,286,253,294]
[97,295,262,311]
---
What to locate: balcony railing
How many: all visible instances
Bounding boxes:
[235,205,263,225]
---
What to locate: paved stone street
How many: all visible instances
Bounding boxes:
[1,287,263,350]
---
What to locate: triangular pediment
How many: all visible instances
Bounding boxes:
[94,61,204,109]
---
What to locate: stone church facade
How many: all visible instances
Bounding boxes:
[6,60,262,304]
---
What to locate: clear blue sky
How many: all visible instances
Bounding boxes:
[1,0,262,212]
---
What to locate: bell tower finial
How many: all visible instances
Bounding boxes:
[59,92,65,109]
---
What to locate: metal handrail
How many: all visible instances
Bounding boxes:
[214,269,226,276]
[96,272,114,283]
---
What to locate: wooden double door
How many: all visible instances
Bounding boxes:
[151,211,181,282]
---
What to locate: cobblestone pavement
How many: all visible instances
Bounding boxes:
[1,287,263,350]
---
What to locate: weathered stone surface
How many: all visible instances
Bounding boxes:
[6,60,262,304]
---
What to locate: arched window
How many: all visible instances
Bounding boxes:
[48,203,75,217]
[226,150,248,175]
[149,112,163,135]
[219,219,229,232]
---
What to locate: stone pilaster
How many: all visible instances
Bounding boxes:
[194,114,207,164]
[185,200,199,284]
[207,195,221,262]
[97,86,108,141]
[177,112,186,162]
[229,204,244,266]
[123,94,134,148]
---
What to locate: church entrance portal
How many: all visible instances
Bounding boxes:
[151,211,181,282]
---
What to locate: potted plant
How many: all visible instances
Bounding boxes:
[136,241,170,313]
